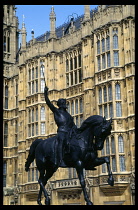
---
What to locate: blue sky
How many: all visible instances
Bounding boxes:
[16,5,98,43]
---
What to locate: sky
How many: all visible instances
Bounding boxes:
[16,5,98,44]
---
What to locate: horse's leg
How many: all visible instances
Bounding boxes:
[92,156,114,186]
[75,161,93,205]
[104,156,114,186]
[37,170,50,205]
[43,169,55,205]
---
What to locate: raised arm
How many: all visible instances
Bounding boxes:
[44,86,57,113]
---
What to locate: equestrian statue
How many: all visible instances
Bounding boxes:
[25,86,114,205]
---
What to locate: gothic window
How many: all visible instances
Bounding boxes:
[104,104,108,119]
[41,107,45,121]
[116,102,122,117]
[5,85,8,109]
[102,39,105,52]
[115,83,121,100]
[79,69,82,83]
[32,81,34,94]
[36,80,38,92]
[71,101,74,115]
[101,136,117,173]
[109,103,113,118]
[4,122,8,147]
[106,36,110,51]
[28,161,39,182]
[3,161,7,187]
[41,122,45,135]
[97,56,101,71]
[79,98,83,113]
[41,79,45,92]
[102,54,106,69]
[118,136,124,153]
[66,52,82,87]
[3,36,6,51]
[78,54,81,67]
[119,155,126,171]
[32,109,34,122]
[74,56,77,69]
[104,86,107,102]
[36,108,38,121]
[106,138,110,154]
[114,51,119,66]
[75,99,78,114]
[66,59,69,72]
[99,105,102,116]
[107,52,111,67]
[111,136,115,154]
[112,156,117,172]
[36,123,38,135]
[7,36,10,52]
[32,67,34,80]
[113,34,118,49]
[97,40,100,54]
[36,66,38,78]
[108,85,112,101]
[99,87,102,104]
[40,65,45,77]
[70,57,73,70]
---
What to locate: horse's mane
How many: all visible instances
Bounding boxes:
[79,115,104,132]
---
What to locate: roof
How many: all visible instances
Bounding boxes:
[34,6,99,42]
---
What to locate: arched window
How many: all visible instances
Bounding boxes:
[75,99,78,114]
[4,122,8,147]
[71,101,74,115]
[41,107,45,121]
[79,98,83,113]
[104,86,107,102]
[70,57,73,70]
[32,109,34,122]
[118,136,124,153]
[106,36,110,51]
[113,34,118,49]
[97,40,100,54]
[115,83,121,100]
[40,65,45,78]
[108,85,112,101]
[102,38,105,52]
[99,87,102,104]
[111,136,115,154]
[5,86,8,109]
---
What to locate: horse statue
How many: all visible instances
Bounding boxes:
[25,115,114,205]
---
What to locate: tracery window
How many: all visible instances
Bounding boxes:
[115,83,122,117]
[28,65,38,95]
[5,85,8,109]
[28,161,39,182]
[67,97,83,128]
[4,122,8,147]
[66,51,82,87]
[98,84,113,118]
[101,136,117,173]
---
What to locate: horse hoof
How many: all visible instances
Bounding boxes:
[45,199,50,205]
[107,177,114,186]
[87,201,93,205]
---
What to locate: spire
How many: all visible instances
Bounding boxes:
[49,6,56,38]
[21,14,27,50]
[84,5,90,21]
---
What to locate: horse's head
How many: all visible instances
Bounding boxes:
[94,117,112,150]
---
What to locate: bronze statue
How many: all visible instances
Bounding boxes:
[25,86,114,205]
[44,86,77,167]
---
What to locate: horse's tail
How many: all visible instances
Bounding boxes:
[25,139,43,172]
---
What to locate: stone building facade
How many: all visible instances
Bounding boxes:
[3,5,135,205]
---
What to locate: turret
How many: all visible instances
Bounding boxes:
[84,5,90,21]
[21,15,27,50]
[49,6,56,38]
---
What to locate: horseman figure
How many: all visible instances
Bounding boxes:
[44,86,77,167]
